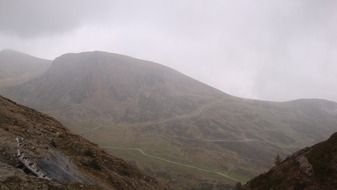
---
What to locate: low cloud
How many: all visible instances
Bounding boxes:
[0,0,336,101]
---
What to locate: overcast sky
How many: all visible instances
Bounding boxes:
[0,0,337,102]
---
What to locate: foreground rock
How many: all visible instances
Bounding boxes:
[242,132,337,190]
[0,95,167,190]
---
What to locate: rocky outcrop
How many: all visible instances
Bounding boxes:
[16,137,51,180]
[296,155,313,177]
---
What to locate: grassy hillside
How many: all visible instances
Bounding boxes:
[0,95,167,189]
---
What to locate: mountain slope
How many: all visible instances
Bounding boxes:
[0,49,51,89]
[0,95,166,190]
[243,132,337,190]
[2,51,337,189]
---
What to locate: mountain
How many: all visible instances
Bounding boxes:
[2,51,224,122]
[242,132,337,190]
[2,51,337,189]
[0,95,166,189]
[0,49,51,89]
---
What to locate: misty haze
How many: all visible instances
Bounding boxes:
[0,1,337,190]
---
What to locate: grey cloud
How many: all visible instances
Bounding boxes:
[0,0,113,37]
[252,0,337,101]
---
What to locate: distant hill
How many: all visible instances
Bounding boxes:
[0,49,51,89]
[2,51,337,189]
[0,95,167,189]
[242,132,337,190]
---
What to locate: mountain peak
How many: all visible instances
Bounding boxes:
[52,50,164,70]
[0,49,26,55]
[6,50,224,122]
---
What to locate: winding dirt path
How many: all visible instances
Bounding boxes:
[102,146,240,182]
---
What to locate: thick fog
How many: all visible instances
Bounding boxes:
[0,0,336,102]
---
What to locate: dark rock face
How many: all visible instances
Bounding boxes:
[242,132,337,190]
[0,95,167,190]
